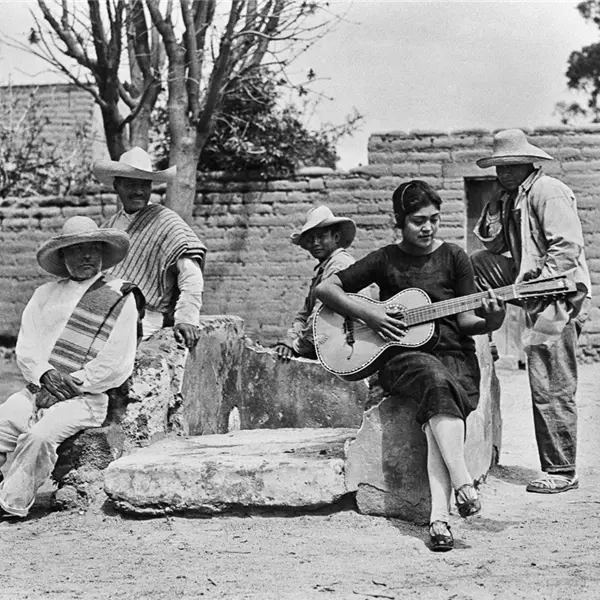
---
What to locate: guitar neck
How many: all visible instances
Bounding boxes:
[403,284,519,326]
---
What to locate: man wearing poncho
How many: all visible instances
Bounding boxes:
[94,147,207,349]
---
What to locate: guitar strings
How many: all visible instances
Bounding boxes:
[341,279,566,331]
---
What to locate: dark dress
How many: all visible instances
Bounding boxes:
[337,242,481,425]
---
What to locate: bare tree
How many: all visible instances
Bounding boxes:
[5,0,338,218]
[8,0,165,159]
[144,0,334,217]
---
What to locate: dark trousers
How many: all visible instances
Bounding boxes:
[471,250,579,473]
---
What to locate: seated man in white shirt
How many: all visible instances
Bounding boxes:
[0,216,142,518]
[93,147,207,349]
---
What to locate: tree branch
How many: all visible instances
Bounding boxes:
[145,0,179,63]
[128,0,152,78]
[36,0,96,69]
[181,0,201,116]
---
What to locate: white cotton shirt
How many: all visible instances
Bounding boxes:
[16,273,139,394]
[110,208,204,327]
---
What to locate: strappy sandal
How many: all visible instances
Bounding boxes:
[526,473,579,494]
[455,482,481,518]
[429,521,453,552]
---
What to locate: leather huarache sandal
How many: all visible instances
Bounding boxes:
[526,473,579,494]
[455,482,481,518]
[429,521,454,552]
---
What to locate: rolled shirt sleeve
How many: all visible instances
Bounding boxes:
[16,287,54,386]
[174,257,204,327]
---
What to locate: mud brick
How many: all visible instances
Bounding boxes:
[349,164,392,177]
[1,217,38,231]
[564,160,600,173]
[367,152,392,164]
[580,147,600,160]
[267,180,311,191]
[406,151,451,163]
[559,133,600,146]
[551,147,582,160]
[418,163,443,176]
[62,205,103,218]
[390,163,420,177]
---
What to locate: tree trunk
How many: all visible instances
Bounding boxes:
[129,101,153,150]
[100,104,128,160]
[165,127,199,221]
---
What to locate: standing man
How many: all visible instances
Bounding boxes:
[93,147,207,349]
[0,217,141,518]
[471,129,591,494]
[274,205,357,360]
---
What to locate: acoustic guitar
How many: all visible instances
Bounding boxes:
[313,275,577,381]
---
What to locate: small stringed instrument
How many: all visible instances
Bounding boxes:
[313,275,577,381]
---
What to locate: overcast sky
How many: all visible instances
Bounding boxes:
[1,1,598,168]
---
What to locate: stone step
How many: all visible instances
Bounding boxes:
[104,428,357,516]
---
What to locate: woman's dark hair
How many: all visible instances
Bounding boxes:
[392,180,442,228]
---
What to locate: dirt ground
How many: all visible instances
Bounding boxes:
[0,356,599,600]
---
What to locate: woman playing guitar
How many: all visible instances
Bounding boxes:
[316,180,506,552]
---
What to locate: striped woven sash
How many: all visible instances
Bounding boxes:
[48,275,130,373]
[28,275,138,416]
[103,204,206,312]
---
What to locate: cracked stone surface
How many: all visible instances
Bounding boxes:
[104,428,357,515]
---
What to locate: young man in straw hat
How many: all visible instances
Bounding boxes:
[471,128,591,494]
[274,205,357,360]
[0,217,143,518]
[93,147,207,349]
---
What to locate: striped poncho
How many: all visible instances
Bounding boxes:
[102,204,207,313]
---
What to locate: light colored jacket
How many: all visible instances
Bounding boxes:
[474,168,591,297]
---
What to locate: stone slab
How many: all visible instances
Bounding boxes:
[104,428,357,516]
[176,315,246,436]
[346,396,430,522]
[240,340,368,429]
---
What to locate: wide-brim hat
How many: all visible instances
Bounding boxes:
[291,205,356,248]
[93,146,176,186]
[477,129,553,169]
[37,216,130,278]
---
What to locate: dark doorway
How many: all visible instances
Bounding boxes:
[463,176,525,369]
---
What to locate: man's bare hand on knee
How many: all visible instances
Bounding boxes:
[40,369,83,403]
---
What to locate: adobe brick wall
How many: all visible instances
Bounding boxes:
[0,83,107,161]
[1,126,599,356]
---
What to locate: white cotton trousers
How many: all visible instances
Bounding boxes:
[0,387,108,517]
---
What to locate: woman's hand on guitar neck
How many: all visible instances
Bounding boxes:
[480,288,506,333]
[362,304,408,342]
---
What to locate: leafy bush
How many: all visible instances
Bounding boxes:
[150,70,362,178]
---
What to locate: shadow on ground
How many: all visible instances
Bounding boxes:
[490,463,539,485]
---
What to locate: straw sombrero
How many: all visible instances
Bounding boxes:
[291,205,356,248]
[477,129,553,169]
[93,147,176,186]
[37,216,130,278]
